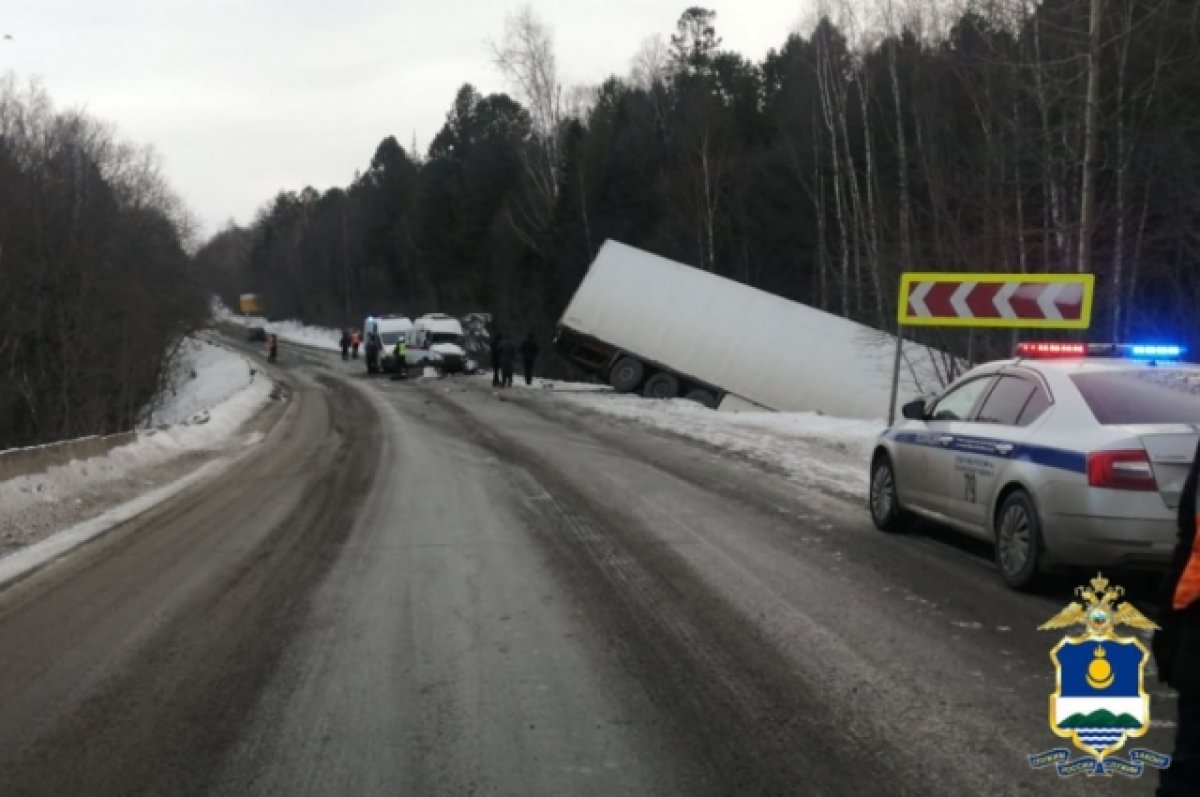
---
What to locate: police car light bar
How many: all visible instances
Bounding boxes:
[1016,342,1087,357]
[1016,342,1187,360]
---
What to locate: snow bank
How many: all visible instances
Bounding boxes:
[534,381,882,499]
[500,375,612,393]
[212,299,342,352]
[0,340,273,557]
[262,318,343,352]
[146,338,259,426]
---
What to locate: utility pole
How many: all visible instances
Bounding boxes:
[1077,0,1102,274]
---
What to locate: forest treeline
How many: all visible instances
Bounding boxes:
[196,0,1200,369]
[0,77,206,449]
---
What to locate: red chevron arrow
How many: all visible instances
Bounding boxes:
[905,278,1087,322]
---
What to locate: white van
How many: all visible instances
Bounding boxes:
[416,314,470,374]
[364,315,444,374]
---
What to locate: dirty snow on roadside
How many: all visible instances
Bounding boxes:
[0,339,273,558]
[515,377,882,499]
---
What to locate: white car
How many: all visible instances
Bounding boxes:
[869,342,1200,588]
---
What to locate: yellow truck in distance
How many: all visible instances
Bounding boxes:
[238,293,264,316]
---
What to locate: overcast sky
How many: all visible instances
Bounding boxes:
[4,0,815,238]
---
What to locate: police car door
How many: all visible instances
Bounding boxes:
[942,372,1046,531]
[922,376,997,519]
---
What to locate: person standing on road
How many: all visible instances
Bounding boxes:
[1153,438,1200,796]
[365,333,379,372]
[267,333,278,363]
[393,337,409,380]
[491,333,503,387]
[520,333,539,386]
[497,336,516,388]
[351,330,361,359]
[340,330,351,361]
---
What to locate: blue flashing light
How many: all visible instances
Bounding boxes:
[1129,344,1184,359]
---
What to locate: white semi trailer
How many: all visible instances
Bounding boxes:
[554,241,946,419]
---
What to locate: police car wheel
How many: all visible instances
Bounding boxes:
[869,454,908,532]
[995,490,1042,590]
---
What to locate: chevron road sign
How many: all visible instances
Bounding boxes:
[898,273,1095,329]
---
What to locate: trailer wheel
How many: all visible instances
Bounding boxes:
[643,372,679,399]
[609,357,644,392]
[684,388,717,409]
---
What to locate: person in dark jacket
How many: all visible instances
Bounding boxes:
[496,337,516,388]
[491,334,503,387]
[365,333,380,373]
[520,333,539,386]
[267,333,278,363]
[1153,438,1200,796]
[340,330,351,361]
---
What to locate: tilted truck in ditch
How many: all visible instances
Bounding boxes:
[554,240,946,420]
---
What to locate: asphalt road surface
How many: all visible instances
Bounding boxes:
[0,340,1176,796]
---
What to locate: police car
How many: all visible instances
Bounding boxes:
[869,342,1200,589]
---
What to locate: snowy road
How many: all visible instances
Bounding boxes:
[0,341,1173,795]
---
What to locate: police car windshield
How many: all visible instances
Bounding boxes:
[1070,368,1200,425]
[430,332,464,345]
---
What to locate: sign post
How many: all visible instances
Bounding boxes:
[887,272,1095,424]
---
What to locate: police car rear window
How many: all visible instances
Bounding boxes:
[1070,369,1200,425]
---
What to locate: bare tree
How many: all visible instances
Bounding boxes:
[631,35,672,90]
[491,5,563,207]
[814,20,852,316]
[1076,0,1102,273]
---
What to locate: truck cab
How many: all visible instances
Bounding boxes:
[416,314,470,374]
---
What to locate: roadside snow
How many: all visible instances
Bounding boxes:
[261,318,343,352]
[0,339,273,560]
[146,338,258,426]
[512,377,612,393]
[212,299,342,352]
[518,378,882,499]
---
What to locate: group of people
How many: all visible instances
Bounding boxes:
[339,330,362,361]
[491,332,538,388]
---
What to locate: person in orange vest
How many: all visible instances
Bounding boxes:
[351,330,361,359]
[1153,438,1200,796]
